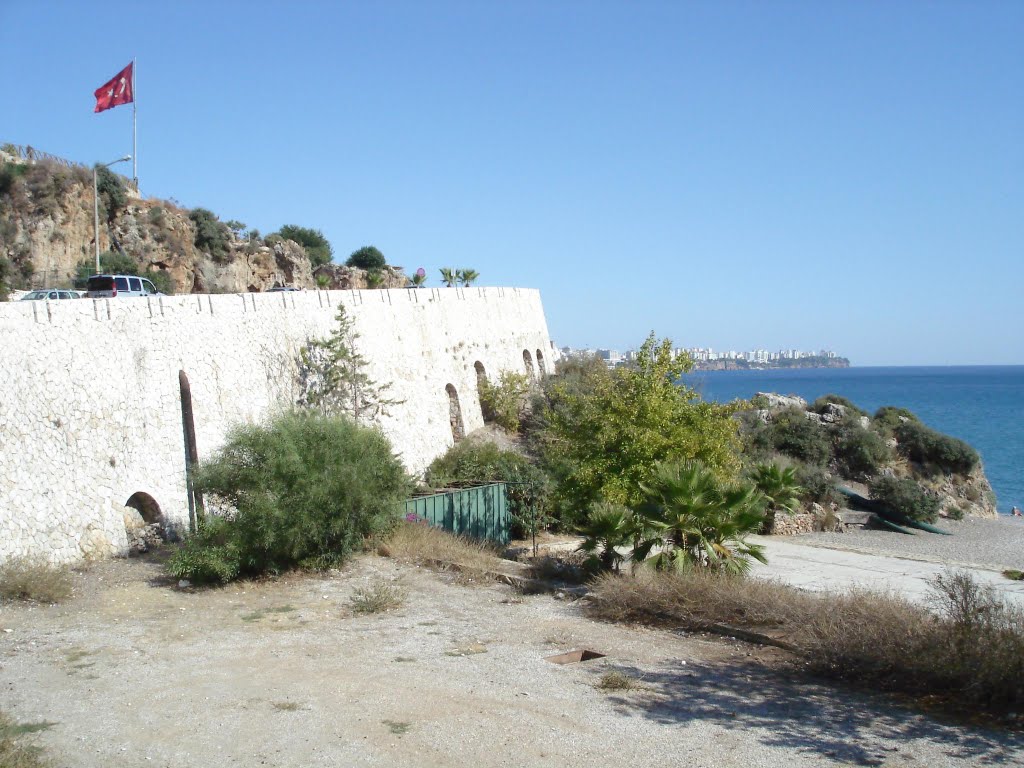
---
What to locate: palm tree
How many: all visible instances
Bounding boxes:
[459,268,480,286]
[749,462,803,534]
[439,268,457,287]
[633,460,768,575]
[576,502,635,573]
[410,272,427,287]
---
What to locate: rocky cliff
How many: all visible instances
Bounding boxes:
[0,150,407,295]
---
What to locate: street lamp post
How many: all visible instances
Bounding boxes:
[93,155,132,274]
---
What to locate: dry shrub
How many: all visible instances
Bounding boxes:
[0,558,72,603]
[379,522,502,584]
[350,579,405,614]
[590,567,1024,715]
[596,670,640,691]
[0,711,53,768]
[588,568,815,630]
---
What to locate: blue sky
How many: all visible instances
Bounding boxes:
[2,1,1021,365]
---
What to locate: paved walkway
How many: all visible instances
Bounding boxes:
[749,536,1024,609]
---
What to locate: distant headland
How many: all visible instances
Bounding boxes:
[691,355,851,371]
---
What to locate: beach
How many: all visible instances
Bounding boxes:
[788,515,1024,572]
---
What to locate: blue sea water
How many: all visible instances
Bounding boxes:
[681,366,1024,513]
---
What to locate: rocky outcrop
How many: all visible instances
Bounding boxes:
[751,393,997,520]
[312,263,410,290]
[0,154,404,295]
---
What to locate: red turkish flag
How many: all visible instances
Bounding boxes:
[93,62,134,113]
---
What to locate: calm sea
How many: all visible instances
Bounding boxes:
[681,366,1024,514]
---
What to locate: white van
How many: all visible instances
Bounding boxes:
[86,274,163,298]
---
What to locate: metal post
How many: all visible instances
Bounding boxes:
[93,155,132,274]
[132,57,137,188]
[93,167,100,273]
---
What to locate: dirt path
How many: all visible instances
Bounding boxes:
[1,554,1021,767]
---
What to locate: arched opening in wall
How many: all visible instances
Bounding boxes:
[124,492,169,554]
[179,370,204,532]
[446,384,465,443]
[536,349,546,377]
[523,349,536,379]
[474,360,487,387]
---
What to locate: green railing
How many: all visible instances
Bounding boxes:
[402,483,510,545]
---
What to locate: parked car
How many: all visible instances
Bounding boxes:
[266,286,301,292]
[20,289,82,300]
[85,275,163,298]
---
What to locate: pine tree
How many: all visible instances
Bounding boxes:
[297,304,401,424]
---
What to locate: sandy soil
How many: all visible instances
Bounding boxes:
[1,553,1022,768]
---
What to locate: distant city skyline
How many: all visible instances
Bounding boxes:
[560,344,843,366]
[2,2,1021,366]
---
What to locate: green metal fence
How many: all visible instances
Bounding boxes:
[402,483,510,545]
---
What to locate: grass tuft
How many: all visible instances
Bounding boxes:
[350,580,405,614]
[0,712,54,768]
[595,671,640,692]
[0,558,72,603]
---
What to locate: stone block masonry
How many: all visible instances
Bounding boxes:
[0,287,556,564]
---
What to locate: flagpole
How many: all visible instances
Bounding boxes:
[132,57,138,189]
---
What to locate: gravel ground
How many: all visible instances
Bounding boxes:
[789,516,1024,571]
[2,554,1022,767]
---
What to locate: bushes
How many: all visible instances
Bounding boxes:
[869,476,940,523]
[478,371,529,432]
[189,207,231,261]
[873,405,919,436]
[894,420,979,476]
[278,225,333,267]
[833,423,891,477]
[811,394,866,416]
[346,245,386,270]
[168,412,411,583]
[794,462,838,506]
[95,165,127,222]
[424,440,547,538]
[768,407,831,466]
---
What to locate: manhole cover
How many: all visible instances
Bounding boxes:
[544,649,606,665]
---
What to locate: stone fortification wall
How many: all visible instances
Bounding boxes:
[0,287,556,564]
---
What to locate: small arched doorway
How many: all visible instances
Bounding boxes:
[124,491,171,552]
[536,349,546,376]
[446,384,465,442]
[523,349,535,379]
[474,360,487,387]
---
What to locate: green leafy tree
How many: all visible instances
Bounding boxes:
[279,224,333,267]
[439,267,458,287]
[479,371,530,432]
[95,165,127,222]
[542,334,741,522]
[189,208,231,261]
[297,304,401,424]
[633,460,767,574]
[346,245,386,270]
[577,502,635,573]
[167,412,411,583]
[424,440,548,538]
[749,462,803,533]
[224,220,246,238]
[457,268,480,286]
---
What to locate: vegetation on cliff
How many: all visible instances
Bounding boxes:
[0,152,409,296]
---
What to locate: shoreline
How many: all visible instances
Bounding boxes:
[788,515,1024,572]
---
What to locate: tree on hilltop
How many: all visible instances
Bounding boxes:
[346,246,386,271]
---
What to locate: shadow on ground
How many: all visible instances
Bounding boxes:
[599,656,1024,766]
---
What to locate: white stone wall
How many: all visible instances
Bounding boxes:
[0,287,557,564]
